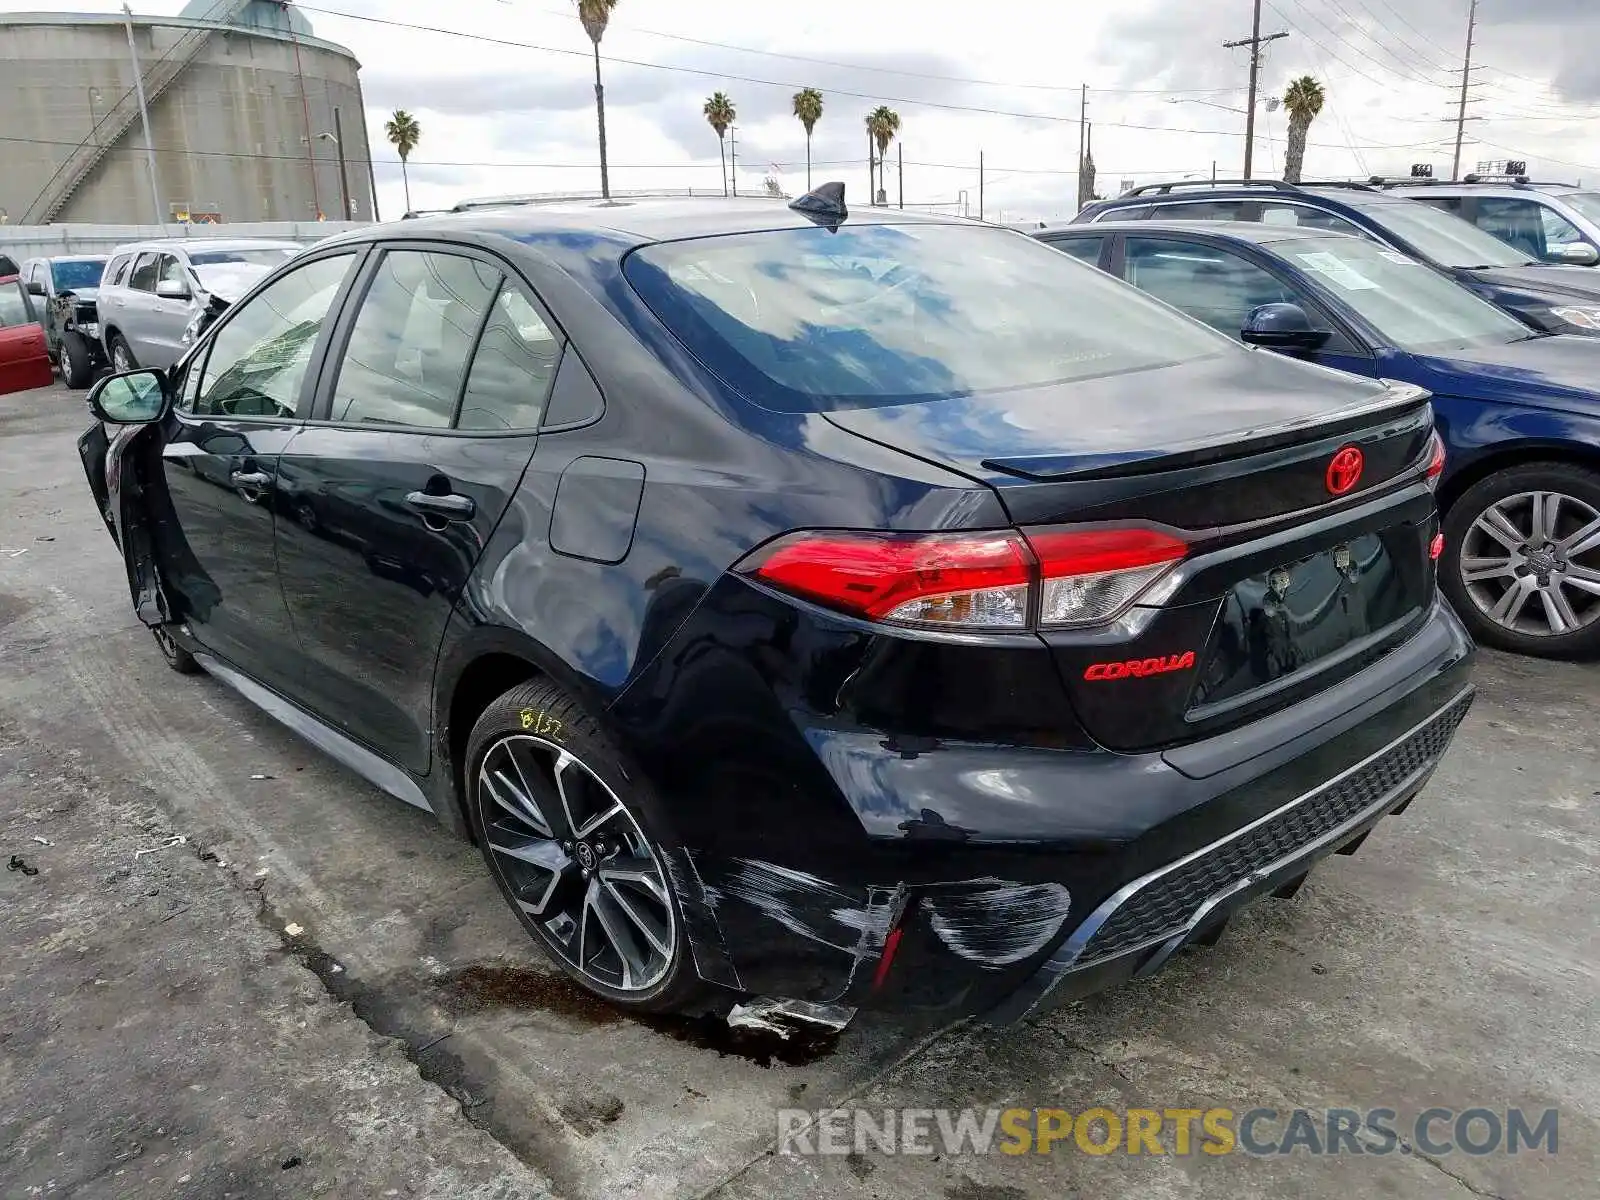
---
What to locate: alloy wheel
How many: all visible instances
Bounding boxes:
[477,735,676,993]
[1459,490,1600,638]
[111,340,132,372]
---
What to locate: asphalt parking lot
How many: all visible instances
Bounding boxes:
[2,379,1596,1200]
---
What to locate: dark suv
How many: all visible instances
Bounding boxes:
[1073,179,1600,336]
[79,189,1473,1024]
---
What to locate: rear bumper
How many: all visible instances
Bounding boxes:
[985,682,1471,1023]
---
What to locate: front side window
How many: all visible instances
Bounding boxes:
[1346,197,1533,268]
[193,253,355,419]
[456,286,563,430]
[328,250,501,428]
[1124,237,1298,336]
[128,253,160,292]
[624,223,1229,412]
[1473,197,1562,259]
[1260,204,1365,236]
[0,280,34,327]
[1277,235,1531,352]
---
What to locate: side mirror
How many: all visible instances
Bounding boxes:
[155,278,192,300]
[1549,242,1600,266]
[1242,303,1332,350]
[88,368,171,425]
[26,280,46,296]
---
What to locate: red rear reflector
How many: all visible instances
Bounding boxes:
[1430,533,1444,560]
[1425,432,1445,487]
[872,925,905,991]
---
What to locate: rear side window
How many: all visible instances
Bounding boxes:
[1044,235,1106,266]
[625,223,1227,412]
[456,286,562,430]
[1150,200,1249,221]
[328,250,500,428]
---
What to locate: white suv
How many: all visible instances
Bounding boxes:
[98,239,302,371]
[1390,181,1600,267]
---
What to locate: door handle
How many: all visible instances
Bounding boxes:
[405,491,475,521]
[231,470,271,488]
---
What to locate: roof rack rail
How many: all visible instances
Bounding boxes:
[1297,180,1380,191]
[1118,178,1303,197]
[1371,174,1580,189]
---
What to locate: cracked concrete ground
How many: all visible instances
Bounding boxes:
[2,381,1596,1199]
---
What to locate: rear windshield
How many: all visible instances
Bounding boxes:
[51,259,105,290]
[1343,197,1534,268]
[624,223,1227,411]
[188,248,297,268]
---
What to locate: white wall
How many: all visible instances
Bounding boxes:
[0,221,371,263]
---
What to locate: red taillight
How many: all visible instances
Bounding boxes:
[1425,432,1445,488]
[1430,533,1445,560]
[740,527,1188,630]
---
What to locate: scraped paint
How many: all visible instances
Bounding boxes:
[925,882,1072,967]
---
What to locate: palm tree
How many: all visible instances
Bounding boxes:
[384,110,421,214]
[704,92,736,196]
[577,0,618,199]
[792,88,823,190]
[1282,75,1326,185]
[865,106,900,205]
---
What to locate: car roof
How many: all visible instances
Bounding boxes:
[108,238,300,256]
[317,193,974,251]
[1042,219,1358,246]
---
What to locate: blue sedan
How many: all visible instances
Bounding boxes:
[1037,221,1600,658]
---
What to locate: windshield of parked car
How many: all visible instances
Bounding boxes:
[1562,192,1600,225]
[625,223,1230,411]
[187,249,297,268]
[50,259,105,290]
[0,281,33,327]
[1281,235,1534,352]
[1343,197,1535,268]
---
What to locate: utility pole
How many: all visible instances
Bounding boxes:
[1223,0,1288,181]
[898,143,904,209]
[1076,84,1088,208]
[1451,0,1479,181]
[978,151,984,222]
[729,127,738,196]
[332,108,353,220]
[122,3,164,225]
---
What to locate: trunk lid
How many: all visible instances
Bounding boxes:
[824,356,1440,752]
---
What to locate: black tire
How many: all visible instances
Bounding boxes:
[464,678,710,1014]
[59,331,95,389]
[152,625,201,674]
[107,332,137,374]
[1440,461,1600,659]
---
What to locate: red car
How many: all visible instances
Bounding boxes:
[0,274,54,395]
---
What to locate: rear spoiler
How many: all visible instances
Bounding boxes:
[981,382,1431,482]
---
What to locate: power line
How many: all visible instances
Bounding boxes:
[1262,0,1440,92]
[490,0,1247,97]
[1295,0,1450,85]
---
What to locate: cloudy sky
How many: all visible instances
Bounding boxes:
[7,0,1598,222]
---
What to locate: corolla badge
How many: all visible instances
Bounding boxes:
[1326,445,1365,496]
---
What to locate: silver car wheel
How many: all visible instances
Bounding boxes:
[1459,490,1600,637]
[477,735,676,994]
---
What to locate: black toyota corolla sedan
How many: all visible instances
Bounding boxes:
[79,187,1473,1024]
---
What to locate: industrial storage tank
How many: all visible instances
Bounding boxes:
[0,1,376,226]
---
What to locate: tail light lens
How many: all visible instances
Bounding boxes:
[739,527,1188,631]
[1424,431,1445,489]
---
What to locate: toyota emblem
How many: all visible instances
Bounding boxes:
[1326,446,1364,496]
